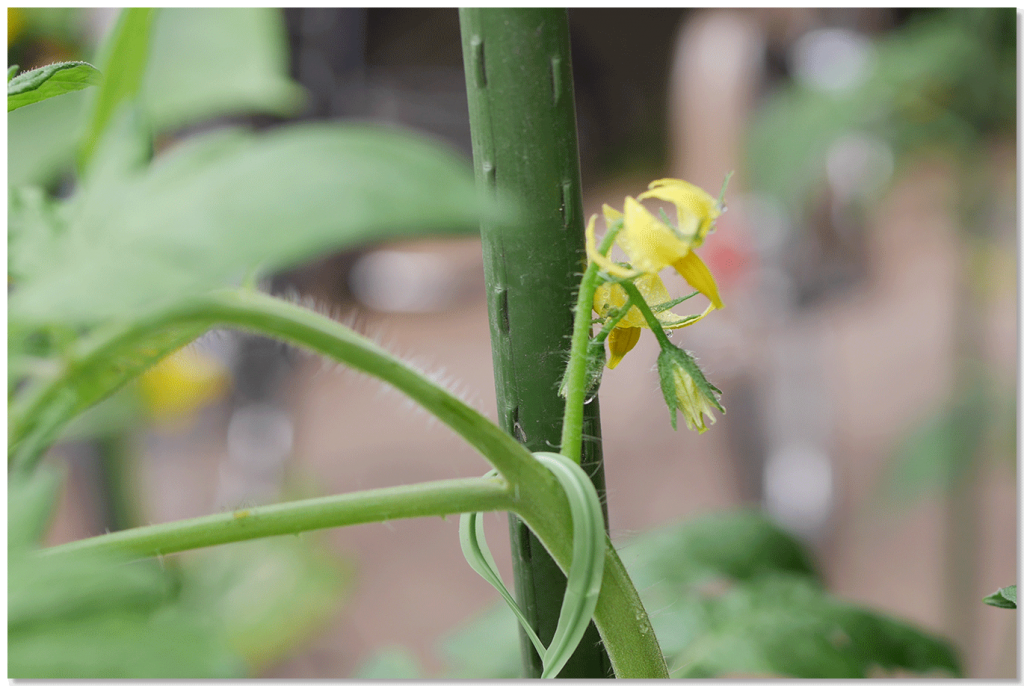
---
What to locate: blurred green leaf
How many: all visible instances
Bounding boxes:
[8,320,209,466]
[79,8,156,170]
[356,646,425,679]
[9,546,244,678]
[9,122,486,326]
[7,88,88,187]
[621,512,959,678]
[883,379,988,505]
[141,8,304,132]
[7,61,102,111]
[8,185,67,289]
[438,603,523,679]
[7,8,304,187]
[178,536,351,672]
[983,585,1016,609]
[747,8,1015,214]
[617,509,820,592]
[669,575,961,678]
[8,466,64,553]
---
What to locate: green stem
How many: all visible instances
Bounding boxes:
[619,280,673,347]
[460,8,615,677]
[12,288,542,485]
[202,289,544,485]
[560,222,622,463]
[41,476,513,559]
[24,286,667,678]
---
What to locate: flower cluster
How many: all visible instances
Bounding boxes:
[586,177,727,433]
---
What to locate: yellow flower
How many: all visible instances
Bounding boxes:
[585,182,724,311]
[584,178,726,368]
[593,272,711,369]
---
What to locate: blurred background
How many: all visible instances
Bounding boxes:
[11,7,1016,678]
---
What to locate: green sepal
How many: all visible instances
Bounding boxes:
[657,353,681,430]
[656,345,724,431]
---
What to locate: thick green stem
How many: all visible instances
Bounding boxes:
[460,8,613,677]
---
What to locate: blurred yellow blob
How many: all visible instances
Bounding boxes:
[137,346,230,421]
[8,8,25,46]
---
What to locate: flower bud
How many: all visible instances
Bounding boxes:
[656,347,723,433]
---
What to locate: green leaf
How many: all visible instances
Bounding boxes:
[7,8,302,186]
[7,61,102,111]
[8,466,64,553]
[618,510,820,594]
[883,379,988,505]
[79,8,156,170]
[178,537,351,670]
[8,320,210,470]
[458,453,606,678]
[141,8,304,132]
[356,647,425,679]
[9,122,487,326]
[616,513,959,678]
[460,496,546,658]
[9,542,243,678]
[438,604,523,679]
[983,585,1016,609]
[669,575,961,678]
[8,185,68,287]
[7,88,89,187]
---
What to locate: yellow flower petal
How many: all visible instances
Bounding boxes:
[607,326,641,369]
[638,178,720,248]
[602,203,623,225]
[616,196,690,274]
[586,212,642,279]
[594,281,647,327]
[672,251,724,310]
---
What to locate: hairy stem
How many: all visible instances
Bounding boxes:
[42,476,513,558]
[560,221,623,462]
[23,286,667,677]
